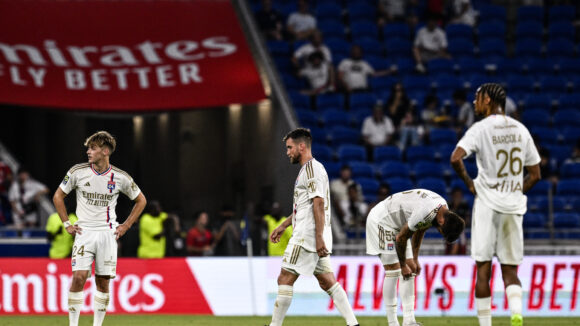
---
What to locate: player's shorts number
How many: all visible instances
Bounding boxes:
[72,245,85,257]
[496,147,522,178]
[378,225,395,250]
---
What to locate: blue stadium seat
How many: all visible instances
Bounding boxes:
[316,93,343,110]
[521,94,553,111]
[538,76,569,93]
[561,163,580,179]
[548,21,575,41]
[326,38,351,57]
[316,3,343,20]
[417,177,447,196]
[337,144,366,162]
[515,21,544,39]
[394,58,415,75]
[385,37,412,59]
[351,110,371,127]
[448,38,475,58]
[560,128,580,144]
[357,37,383,56]
[323,160,341,179]
[507,75,536,94]
[537,196,567,213]
[321,109,352,127]
[267,40,290,56]
[386,177,414,193]
[557,180,580,196]
[450,178,469,193]
[457,58,486,75]
[549,5,576,22]
[517,6,544,23]
[318,20,346,39]
[383,23,411,40]
[477,21,506,39]
[478,5,507,23]
[520,58,557,76]
[373,146,402,162]
[558,94,580,110]
[547,39,575,58]
[312,144,334,162]
[414,162,444,179]
[406,145,436,162]
[283,75,305,90]
[521,109,551,128]
[351,21,379,40]
[429,128,458,145]
[356,177,380,200]
[295,109,319,126]
[309,127,329,145]
[379,161,411,179]
[558,58,580,78]
[553,110,580,128]
[402,76,432,93]
[527,179,552,197]
[427,58,455,75]
[478,38,506,57]
[515,38,543,58]
[436,144,456,161]
[370,76,397,92]
[523,213,546,228]
[531,127,559,145]
[553,213,580,228]
[330,127,360,145]
[347,3,375,21]
[445,24,473,40]
[349,161,375,178]
[366,55,391,71]
[546,145,573,167]
[464,161,478,178]
[349,92,377,110]
[432,75,464,92]
[289,91,311,108]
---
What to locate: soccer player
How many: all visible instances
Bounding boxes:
[268,128,359,326]
[450,83,541,326]
[53,131,147,326]
[366,189,465,326]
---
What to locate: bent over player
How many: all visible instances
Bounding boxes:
[366,189,465,326]
[451,83,541,326]
[53,131,147,326]
[268,128,359,326]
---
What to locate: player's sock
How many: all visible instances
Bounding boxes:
[506,285,523,326]
[384,269,400,326]
[326,282,358,326]
[476,297,492,326]
[399,274,416,324]
[93,290,110,326]
[68,291,83,326]
[270,285,293,326]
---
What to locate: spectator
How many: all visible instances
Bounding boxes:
[212,205,243,256]
[256,0,284,40]
[330,165,363,226]
[46,210,78,259]
[413,15,450,73]
[137,201,168,259]
[164,213,187,256]
[263,202,292,256]
[454,89,474,130]
[362,103,396,160]
[340,184,368,227]
[298,51,335,95]
[421,94,441,130]
[386,83,420,150]
[286,0,316,41]
[0,158,13,225]
[377,0,406,24]
[449,0,476,26]
[367,183,391,214]
[292,30,332,69]
[564,139,580,164]
[187,211,214,256]
[445,187,470,255]
[337,45,397,93]
[9,168,48,228]
[538,147,557,182]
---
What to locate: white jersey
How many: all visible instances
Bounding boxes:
[456,114,541,214]
[338,58,375,90]
[289,158,332,252]
[367,189,447,233]
[59,163,141,231]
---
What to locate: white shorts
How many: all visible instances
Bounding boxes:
[71,229,117,278]
[281,244,333,275]
[366,217,413,265]
[471,197,523,265]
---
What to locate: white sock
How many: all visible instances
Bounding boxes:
[399,275,416,324]
[476,297,492,326]
[327,283,358,326]
[270,285,293,326]
[505,284,522,316]
[384,270,400,326]
[68,291,83,326]
[93,291,109,326]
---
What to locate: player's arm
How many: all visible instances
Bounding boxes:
[270,213,293,243]
[53,188,81,236]
[523,164,541,193]
[313,196,328,257]
[115,192,146,240]
[395,223,414,279]
[411,228,427,276]
[450,146,476,195]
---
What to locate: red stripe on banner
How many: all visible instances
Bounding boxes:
[0,0,264,110]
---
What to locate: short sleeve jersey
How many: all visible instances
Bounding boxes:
[369,189,447,232]
[338,58,375,90]
[414,27,448,51]
[299,62,331,90]
[294,43,332,63]
[289,159,332,252]
[286,12,316,33]
[59,163,141,230]
[456,115,541,214]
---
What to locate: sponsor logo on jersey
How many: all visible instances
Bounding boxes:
[62,175,69,185]
[308,181,316,193]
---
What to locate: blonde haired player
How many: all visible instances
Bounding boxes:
[53,131,147,326]
[268,128,359,326]
[451,83,541,326]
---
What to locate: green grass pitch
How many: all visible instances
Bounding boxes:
[1,316,579,325]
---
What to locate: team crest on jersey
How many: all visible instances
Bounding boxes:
[71,259,76,267]
[107,173,116,193]
[308,181,316,193]
[387,243,394,251]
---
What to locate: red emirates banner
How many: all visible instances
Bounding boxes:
[0,0,265,111]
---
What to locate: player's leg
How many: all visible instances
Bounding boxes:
[69,232,95,326]
[315,257,359,326]
[497,213,524,326]
[471,197,497,326]
[69,270,90,326]
[270,244,302,326]
[381,258,401,326]
[92,230,117,326]
[400,256,421,326]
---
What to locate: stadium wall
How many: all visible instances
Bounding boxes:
[0,256,578,317]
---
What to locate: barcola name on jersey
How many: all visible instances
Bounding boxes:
[492,133,522,145]
[81,191,114,207]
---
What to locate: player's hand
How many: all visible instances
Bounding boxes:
[114,224,129,240]
[401,264,413,280]
[414,259,421,276]
[66,225,82,236]
[316,237,329,257]
[270,226,285,243]
[467,180,477,196]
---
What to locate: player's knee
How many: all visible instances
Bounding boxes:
[71,273,87,288]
